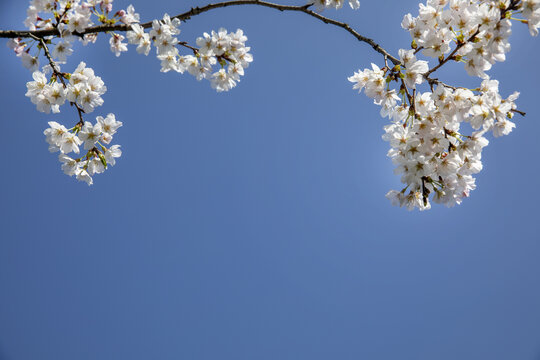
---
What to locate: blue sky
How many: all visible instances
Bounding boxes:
[1,1,540,359]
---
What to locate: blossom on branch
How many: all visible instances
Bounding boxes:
[0,0,535,206]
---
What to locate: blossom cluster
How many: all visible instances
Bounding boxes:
[12,1,140,70]
[126,15,254,92]
[349,0,531,210]
[44,114,122,185]
[402,0,539,78]
[25,60,122,185]
[20,43,122,184]
[25,61,106,114]
[194,27,253,92]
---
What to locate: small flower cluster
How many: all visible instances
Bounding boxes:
[25,0,92,32]
[127,14,254,92]
[25,69,66,113]
[148,13,183,70]
[383,81,518,210]
[313,0,360,12]
[194,28,253,92]
[25,61,106,114]
[13,0,140,69]
[14,1,254,97]
[126,23,151,56]
[44,114,122,185]
[402,0,538,79]
[349,0,529,210]
[67,61,107,113]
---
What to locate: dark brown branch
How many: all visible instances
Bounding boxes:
[0,0,400,65]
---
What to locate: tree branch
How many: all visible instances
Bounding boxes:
[0,0,400,65]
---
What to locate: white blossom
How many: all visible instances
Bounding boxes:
[118,5,140,25]
[51,40,73,62]
[109,34,128,57]
[79,121,103,150]
[97,113,123,137]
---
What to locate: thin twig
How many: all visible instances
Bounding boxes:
[178,41,199,54]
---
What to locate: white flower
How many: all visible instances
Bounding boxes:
[44,121,68,152]
[97,113,122,136]
[104,145,122,166]
[109,34,128,57]
[78,121,103,150]
[403,59,429,89]
[66,10,92,33]
[46,82,66,109]
[210,69,237,92]
[401,13,417,32]
[348,0,360,10]
[196,32,214,53]
[82,33,98,46]
[157,48,180,72]
[7,38,25,55]
[20,52,39,71]
[26,70,47,97]
[87,158,105,175]
[386,190,404,207]
[127,24,151,55]
[119,5,140,25]
[76,168,93,185]
[60,132,82,154]
[492,119,516,137]
[51,40,73,62]
[59,154,80,176]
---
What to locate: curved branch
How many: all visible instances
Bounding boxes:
[0,0,400,65]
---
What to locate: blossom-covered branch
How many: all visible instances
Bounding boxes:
[2,0,539,210]
[349,0,537,210]
[0,0,400,65]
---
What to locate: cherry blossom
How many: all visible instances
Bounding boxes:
[348,0,529,210]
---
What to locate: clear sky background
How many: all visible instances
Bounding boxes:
[1,1,540,359]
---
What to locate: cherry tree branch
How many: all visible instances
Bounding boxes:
[0,0,400,65]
